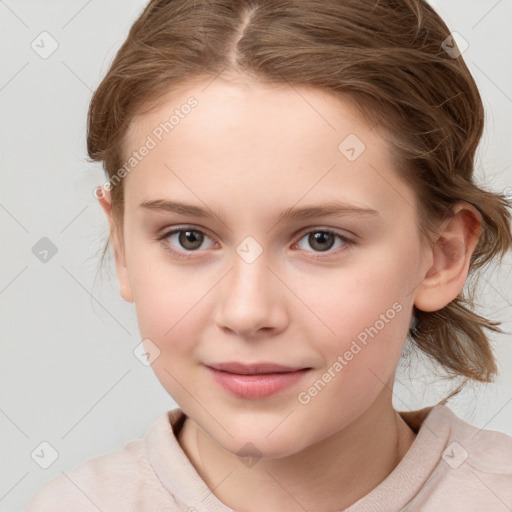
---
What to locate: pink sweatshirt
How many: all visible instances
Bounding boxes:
[24,405,512,511]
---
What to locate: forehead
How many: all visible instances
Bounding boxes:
[121,77,417,221]
[126,77,368,151]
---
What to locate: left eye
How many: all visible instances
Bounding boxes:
[162,228,216,252]
[295,230,348,253]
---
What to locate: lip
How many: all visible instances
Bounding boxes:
[206,362,311,399]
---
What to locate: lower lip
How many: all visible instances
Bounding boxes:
[207,367,310,399]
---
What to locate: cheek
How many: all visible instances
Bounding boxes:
[293,260,412,434]
[305,252,414,348]
[133,280,207,341]
[131,270,210,403]
[296,245,416,407]
[126,249,209,349]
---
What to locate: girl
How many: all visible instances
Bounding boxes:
[26,0,512,510]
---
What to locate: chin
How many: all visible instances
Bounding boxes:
[226,433,306,461]
[203,413,318,461]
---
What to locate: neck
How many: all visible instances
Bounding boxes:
[178,398,416,512]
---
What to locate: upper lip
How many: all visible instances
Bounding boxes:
[207,362,309,375]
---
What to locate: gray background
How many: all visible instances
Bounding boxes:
[0,1,511,510]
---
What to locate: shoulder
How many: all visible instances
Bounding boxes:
[24,438,153,511]
[24,411,180,512]
[409,405,512,511]
[437,405,512,473]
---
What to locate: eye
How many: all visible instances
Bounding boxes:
[158,226,217,257]
[157,226,353,259]
[294,229,351,255]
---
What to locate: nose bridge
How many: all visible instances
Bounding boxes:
[230,251,268,298]
[226,244,273,310]
[215,239,287,336]
[228,233,271,294]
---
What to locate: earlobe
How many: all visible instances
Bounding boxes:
[96,187,134,303]
[414,202,482,312]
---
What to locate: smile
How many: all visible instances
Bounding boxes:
[206,362,311,399]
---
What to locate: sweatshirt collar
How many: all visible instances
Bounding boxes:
[145,405,452,511]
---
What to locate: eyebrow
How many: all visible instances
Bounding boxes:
[139,199,380,225]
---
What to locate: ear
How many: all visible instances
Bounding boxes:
[414,202,482,312]
[96,187,134,303]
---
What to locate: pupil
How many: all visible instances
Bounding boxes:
[310,231,334,252]
[179,230,203,250]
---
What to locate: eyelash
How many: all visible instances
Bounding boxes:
[156,225,354,260]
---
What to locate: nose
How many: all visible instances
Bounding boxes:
[214,249,289,339]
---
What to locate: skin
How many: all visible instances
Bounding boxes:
[99,74,481,511]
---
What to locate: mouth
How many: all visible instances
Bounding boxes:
[205,362,311,399]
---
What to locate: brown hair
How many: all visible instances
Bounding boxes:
[87,0,512,395]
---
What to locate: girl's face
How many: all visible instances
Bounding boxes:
[109,77,432,458]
